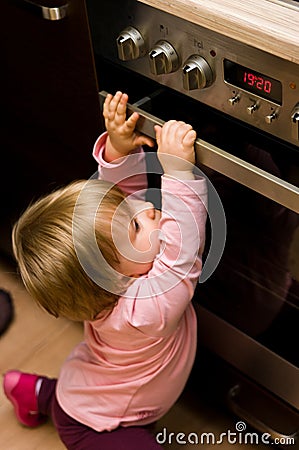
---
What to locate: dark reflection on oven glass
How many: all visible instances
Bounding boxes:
[138,87,299,367]
[94,61,299,366]
[140,88,299,366]
[195,144,299,366]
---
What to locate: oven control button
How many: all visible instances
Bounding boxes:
[265,111,277,124]
[247,102,259,115]
[148,40,180,75]
[116,27,146,61]
[228,94,240,106]
[182,55,213,90]
[291,104,299,141]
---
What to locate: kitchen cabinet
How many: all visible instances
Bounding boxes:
[0,0,102,255]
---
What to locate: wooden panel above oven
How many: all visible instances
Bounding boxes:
[138,0,299,64]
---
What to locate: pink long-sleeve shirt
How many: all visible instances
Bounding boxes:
[56,133,207,431]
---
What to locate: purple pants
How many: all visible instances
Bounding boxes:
[38,377,162,450]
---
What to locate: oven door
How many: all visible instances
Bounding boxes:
[99,88,299,442]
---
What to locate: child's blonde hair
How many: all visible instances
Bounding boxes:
[12,179,130,321]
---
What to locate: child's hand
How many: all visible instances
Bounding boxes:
[155,121,196,178]
[103,91,154,162]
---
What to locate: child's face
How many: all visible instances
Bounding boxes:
[114,199,162,278]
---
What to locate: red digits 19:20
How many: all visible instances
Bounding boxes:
[243,72,272,94]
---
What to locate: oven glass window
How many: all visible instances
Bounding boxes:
[94,58,299,368]
[198,175,299,368]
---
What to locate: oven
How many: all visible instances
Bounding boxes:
[86,0,299,444]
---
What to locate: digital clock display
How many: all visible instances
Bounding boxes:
[223,59,282,105]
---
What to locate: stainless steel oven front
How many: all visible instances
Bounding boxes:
[86,0,299,444]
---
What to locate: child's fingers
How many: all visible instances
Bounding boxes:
[175,123,193,143]
[109,91,123,110]
[103,91,126,122]
[109,92,125,122]
[162,121,195,147]
[135,135,155,148]
[125,112,139,130]
[161,120,192,146]
[103,93,113,119]
[154,125,162,147]
[115,92,129,120]
[160,120,179,141]
[182,129,197,147]
[126,114,154,146]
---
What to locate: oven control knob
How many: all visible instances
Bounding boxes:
[116,27,146,61]
[228,94,240,106]
[148,40,180,75]
[291,104,299,141]
[247,103,258,115]
[182,55,213,90]
[265,111,277,124]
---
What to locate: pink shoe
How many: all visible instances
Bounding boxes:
[3,370,46,427]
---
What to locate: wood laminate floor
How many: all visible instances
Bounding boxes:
[0,257,265,449]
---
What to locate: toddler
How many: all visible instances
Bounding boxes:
[3,91,207,449]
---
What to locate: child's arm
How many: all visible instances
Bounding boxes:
[124,121,207,335]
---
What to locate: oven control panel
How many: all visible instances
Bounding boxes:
[89,0,299,147]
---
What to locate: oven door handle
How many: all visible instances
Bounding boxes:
[99,91,299,214]
[17,0,68,20]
